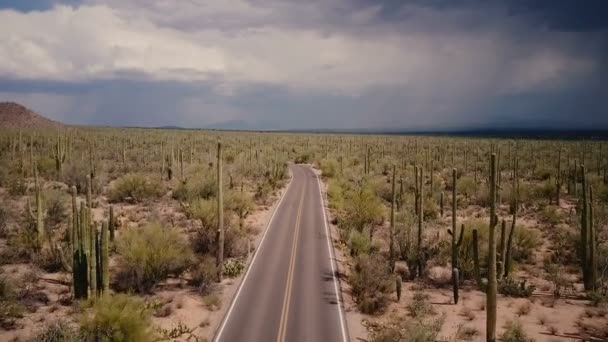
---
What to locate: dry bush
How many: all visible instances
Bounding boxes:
[32,320,79,341]
[502,320,534,342]
[407,291,433,318]
[516,301,532,316]
[456,325,480,341]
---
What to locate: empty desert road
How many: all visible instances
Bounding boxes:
[214,164,348,342]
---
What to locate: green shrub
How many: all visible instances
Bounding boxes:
[116,224,193,293]
[108,174,164,203]
[80,294,153,342]
[172,175,216,202]
[226,190,254,227]
[423,196,439,221]
[327,180,345,211]
[532,179,554,203]
[457,176,476,198]
[349,254,393,314]
[44,189,68,229]
[541,205,562,226]
[349,230,374,257]
[501,320,534,342]
[342,185,384,234]
[319,159,338,178]
[189,256,217,295]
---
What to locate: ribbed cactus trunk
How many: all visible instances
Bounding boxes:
[452,268,460,304]
[89,222,97,297]
[31,164,44,241]
[216,141,224,282]
[504,155,518,278]
[589,187,597,291]
[73,197,89,299]
[449,169,464,304]
[556,148,561,205]
[581,165,589,289]
[417,166,424,278]
[109,206,115,242]
[498,220,506,280]
[100,221,109,295]
[389,165,396,272]
[487,154,498,342]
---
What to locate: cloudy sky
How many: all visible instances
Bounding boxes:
[0,0,606,130]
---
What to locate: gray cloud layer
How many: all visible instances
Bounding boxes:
[0,0,606,129]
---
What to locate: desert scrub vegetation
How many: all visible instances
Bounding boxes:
[115,223,193,293]
[0,127,607,341]
[80,294,153,341]
[349,254,394,314]
[0,275,24,330]
[108,173,164,203]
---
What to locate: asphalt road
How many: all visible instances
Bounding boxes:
[214,164,348,342]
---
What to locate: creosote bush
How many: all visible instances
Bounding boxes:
[116,223,193,293]
[108,173,164,203]
[80,294,153,342]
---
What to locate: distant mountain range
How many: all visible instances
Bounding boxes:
[1,102,606,139]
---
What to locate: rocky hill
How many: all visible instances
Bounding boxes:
[0,102,65,129]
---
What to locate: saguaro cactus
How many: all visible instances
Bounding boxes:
[487,153,498,342]
[54,135,66,173]
[580,166,597,291]
[452,268,460,304]
[417,166,424,277]
[27,163,45,242]
[99,221,109,295]
[216,141,224,282]
[389,165,396,272]
[504,155,519,278]
[109,206,115,242]
[448,169,464,303]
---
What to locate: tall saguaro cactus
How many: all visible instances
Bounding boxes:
[580,165,597,291]
[27,163,45,242]
[487,154,498,342]
[389,165,396,272]
[448,168,464,304]
[216,141,225,282]
[416,166,424,277]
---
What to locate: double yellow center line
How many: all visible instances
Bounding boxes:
[277,185,306,342]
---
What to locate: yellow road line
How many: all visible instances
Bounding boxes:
[277,183,306,342]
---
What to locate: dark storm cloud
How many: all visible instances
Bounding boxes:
[0,0,606,130]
